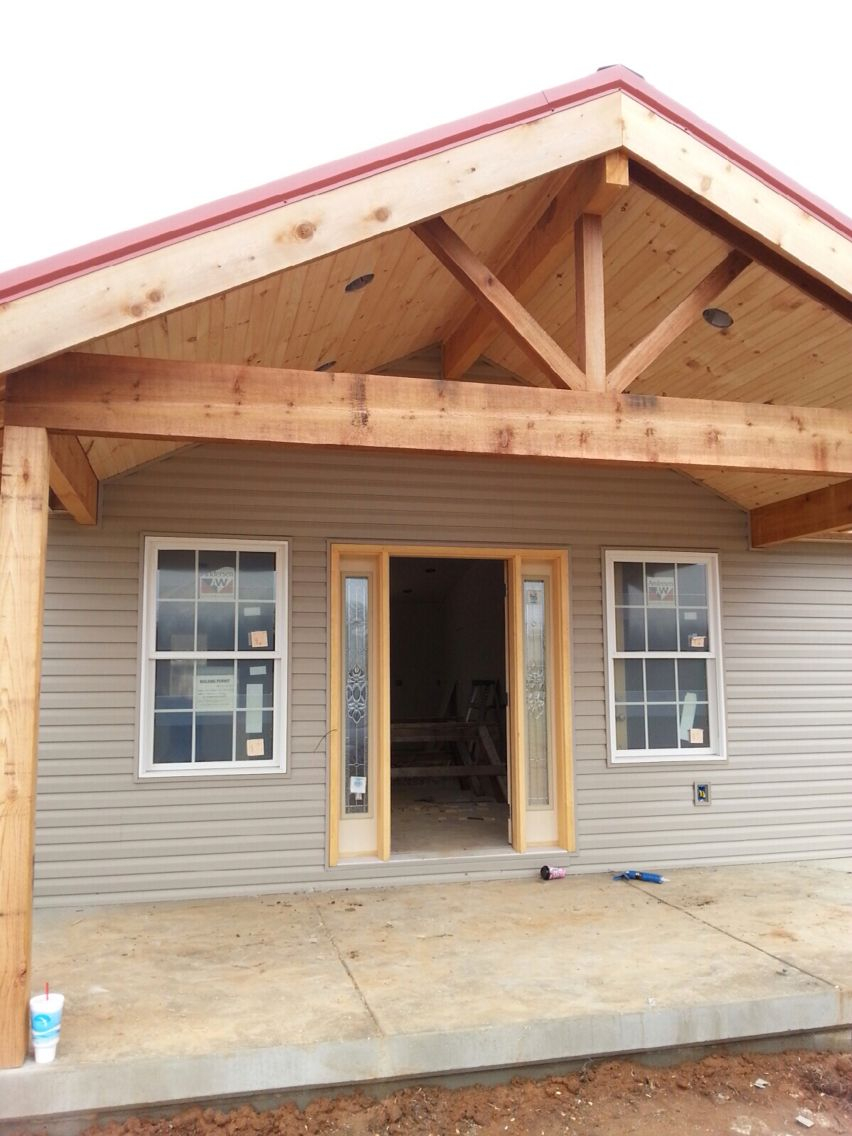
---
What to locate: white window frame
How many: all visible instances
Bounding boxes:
[139,536,289,778]
[604,550,726,765]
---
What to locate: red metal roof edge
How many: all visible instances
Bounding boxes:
[1,65,849,307]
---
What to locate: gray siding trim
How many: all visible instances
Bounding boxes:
[35,447,852,905]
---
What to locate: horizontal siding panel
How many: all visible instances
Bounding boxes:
[578,807,852,833]
[36,785,325,811]
[36,832,323,861]
[35,446,851,905]
[36,850,322,882]
[37,816,321,844]
[578,783,851,806]
[35,801,324,827]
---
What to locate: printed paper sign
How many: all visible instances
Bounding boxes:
[250,630,268,649]
[195,671,235,712]
[349,775,367,795]
[689,727,705,745]
[243,605,261,617]
[689,634,706,649]
[249,665,267,676]
[246,738,265,757]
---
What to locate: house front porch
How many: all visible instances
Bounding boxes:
[2,859,850,1129]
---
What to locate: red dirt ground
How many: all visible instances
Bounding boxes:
[26,1049,850,1136]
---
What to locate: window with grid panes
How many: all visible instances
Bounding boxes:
[604,551,726,763]
[139,537,288,776]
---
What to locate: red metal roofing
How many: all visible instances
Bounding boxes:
[1,65,849,306]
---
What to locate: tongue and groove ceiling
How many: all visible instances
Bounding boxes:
[76,179,852,514]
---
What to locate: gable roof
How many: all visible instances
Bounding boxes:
[2,66,851,539]
[1,65,849,309]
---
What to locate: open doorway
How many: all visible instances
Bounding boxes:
[329,543,572,864]
[389,557,510,857]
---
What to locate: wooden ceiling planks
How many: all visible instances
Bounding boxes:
[70,160,851,528]
[80,437,189,482]
[79,173,561,378]
[686,469,850,512]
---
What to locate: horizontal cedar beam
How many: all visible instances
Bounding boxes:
[750,480,852,546]
[412,217,586,390]
[443,152,629,379]
[607,250,752,393]
[47,434,99,525]
[629,161,852,324]
[7,354,852,479]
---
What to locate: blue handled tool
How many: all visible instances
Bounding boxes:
[612,869,667,883]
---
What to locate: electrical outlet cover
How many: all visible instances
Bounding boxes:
[693,782,711,806]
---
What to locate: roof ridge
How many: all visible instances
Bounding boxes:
[1,65,848,305]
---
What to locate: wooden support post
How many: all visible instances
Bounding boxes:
[0,426,50,1068]
[574,213,606,390]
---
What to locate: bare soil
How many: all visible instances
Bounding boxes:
[58,1050,852,1136]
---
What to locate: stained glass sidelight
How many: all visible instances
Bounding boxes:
[343,576,370,814]
[523,579,550,807]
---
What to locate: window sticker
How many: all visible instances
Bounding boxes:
[250,629,269,649]
[199,566,236,597]
[646,573,675,604]
[245,684,264,734]
[678,691,697,740]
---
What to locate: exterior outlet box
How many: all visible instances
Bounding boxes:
[693,782,711,806]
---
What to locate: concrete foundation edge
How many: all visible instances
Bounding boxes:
[1,990,849,1124]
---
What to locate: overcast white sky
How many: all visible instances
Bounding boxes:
[2,0,850,273]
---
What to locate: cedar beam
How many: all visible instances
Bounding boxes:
[629,162,852,323]
[750,480,852,546]
[48,434,99,525]
[607,250,752,393]
[412,217,586,391]
[443,152,629,379]
[0,426,50,1068]
[574,213,607,389]
[7,353,852,478]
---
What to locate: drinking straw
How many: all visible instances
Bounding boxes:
[45,982,49,1001]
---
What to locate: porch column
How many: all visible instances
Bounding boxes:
[0,426,50,1068]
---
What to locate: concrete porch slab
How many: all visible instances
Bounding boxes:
[1,861,850,1125]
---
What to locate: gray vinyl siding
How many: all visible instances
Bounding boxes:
[34,446,852,906]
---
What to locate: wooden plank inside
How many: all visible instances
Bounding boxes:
[8,354,852,478]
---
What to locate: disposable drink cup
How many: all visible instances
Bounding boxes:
[30,992,64,1064]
